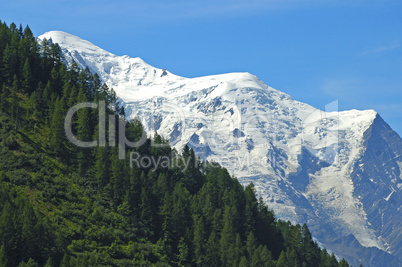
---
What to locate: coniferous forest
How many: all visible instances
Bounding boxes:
[0,21,354,266]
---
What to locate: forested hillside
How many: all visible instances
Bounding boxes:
[0,21,352,266]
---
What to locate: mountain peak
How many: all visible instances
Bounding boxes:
[38,31,114,58]
[40,30,78,40]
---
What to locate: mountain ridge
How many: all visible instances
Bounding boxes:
[39,30,402,266]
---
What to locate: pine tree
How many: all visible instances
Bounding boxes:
[155,172,168,200]
[50,43,62,67]
[110,150,126,206]
[172,183,192,241]
[21,58,32,93]
[258,246,274,266]
[182,144,190,157]
[33,82,44,122]
[177,237,189,267]
[76,87,91,141]
[93,73,102,95]
[76,88,93,173]
[27,91,37,126]
[251,245,274,267]
[193,215,207,265]
[140,186,153,238]
[246,232,257,260]
[20,204,37,261]
[67,83,77,105]
[287,249,299,267]
[320,248,328,266]
[0,84,8,112]
[18,258,38,267]
[39,38,51,78]
[0,202,18,266]
[300,223,320,265]
[324,253,338,267]
[58,63,69,86]
[160,192,174,259]
[239,256,249,267]
[99,83,110,103]
[44,258,53,267]
[49,67,60,95]
[94,146,110,187]
[10,75,19,126]
[59,253,71,267]
[339,258,349,267]
[256,197,282,258]
[9,22,17,33]
[49,97,66,155]
[276,251,288,267]
[0,245,7,267]
[205,230,220,266]
[18,24,23,39]
[220,205,237,266]
[20,25,38,68]
[126,165,141,219]
[68,61,80,86]
[2,43,18,84]
[182,148,203,194]
[84,67,94,101]
[244,183,257,233]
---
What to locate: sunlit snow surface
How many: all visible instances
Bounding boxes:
[39,31,402,266]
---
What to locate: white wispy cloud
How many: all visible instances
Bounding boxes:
[360,41,400,56]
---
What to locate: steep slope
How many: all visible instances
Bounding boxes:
[39,31,402,266]
[348,115,402,264]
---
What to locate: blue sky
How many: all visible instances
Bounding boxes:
[2,0,402,136]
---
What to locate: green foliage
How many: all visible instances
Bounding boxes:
[0,245,7,267]
[0,20,353,267]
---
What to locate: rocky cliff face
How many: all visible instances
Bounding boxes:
[39,31,402,266]
[348,115,402,265]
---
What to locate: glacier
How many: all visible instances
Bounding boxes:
[39,31,402,266]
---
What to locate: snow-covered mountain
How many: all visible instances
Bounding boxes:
[39,31,402,266]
